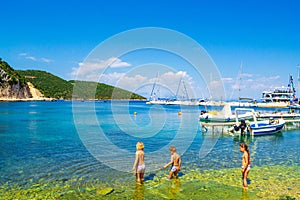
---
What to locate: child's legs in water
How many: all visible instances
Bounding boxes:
[243,169,250,187]
[168,171,174,179]
[136,173,141,183]
[173,170,179,178]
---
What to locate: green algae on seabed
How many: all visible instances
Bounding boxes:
[0,165,299,200]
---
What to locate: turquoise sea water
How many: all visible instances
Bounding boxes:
[0,101,299,198]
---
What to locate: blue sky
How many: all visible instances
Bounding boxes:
[1,0,300,100]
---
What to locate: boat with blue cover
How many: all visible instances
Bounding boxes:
[248,118,285,136]
[234,108,285,136]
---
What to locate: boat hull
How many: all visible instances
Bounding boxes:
[249,120,285,136]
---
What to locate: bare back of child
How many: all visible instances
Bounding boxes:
[163,146,181,179]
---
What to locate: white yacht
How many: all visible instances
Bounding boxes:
[261,75,296,103]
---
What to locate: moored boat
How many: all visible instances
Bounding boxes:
[234,108,285,136]
[248,118,285,136]
[261,75,297,103]
[256,102,289,108]
[200,104,254,122]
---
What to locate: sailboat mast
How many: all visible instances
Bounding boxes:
[183,81,189,100]
[150,72,159,100]
[175,76,182,100]
[298,64,300,103]
[238,62,243,105]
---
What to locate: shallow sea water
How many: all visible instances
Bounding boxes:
[0,101,299,199]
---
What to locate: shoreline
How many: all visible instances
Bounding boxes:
[0,97,56,102]
[0,98,147,102]
[1,165,299,199]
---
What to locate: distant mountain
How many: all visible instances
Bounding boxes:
[17,70,146,100]
[0,59,32,99]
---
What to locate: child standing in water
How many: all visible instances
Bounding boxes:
[240,143,250,188]
[163,146,181,179]
[132,142,145,184]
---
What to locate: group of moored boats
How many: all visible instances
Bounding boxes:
[147,74,300,136]
[147,75,300,109]
[199,105,299,136]
[146,73,300,135]
[198,75,300,136]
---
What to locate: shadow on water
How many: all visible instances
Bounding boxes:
[144,173,155,182]
[177,171,184,178]
[233,132,284,144]
[247,178,251,185]
[144,172,184,182]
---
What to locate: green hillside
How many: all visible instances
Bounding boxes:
[17,70,145,100]
[70,80,145,100]
[17,70,73,99]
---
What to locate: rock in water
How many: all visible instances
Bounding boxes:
[96,188,114,196]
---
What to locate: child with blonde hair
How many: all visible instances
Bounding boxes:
[163,146,181,179]
[132,142,145,183]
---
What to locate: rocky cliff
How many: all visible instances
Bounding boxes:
[0,60,32,99]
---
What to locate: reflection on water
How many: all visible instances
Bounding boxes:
[232,132,289,167]
[168,179,181,198]
[133,183,145,200]
[235,132,284,143]
[241,188,250,200]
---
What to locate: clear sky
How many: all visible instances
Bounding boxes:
[1,0,300,100]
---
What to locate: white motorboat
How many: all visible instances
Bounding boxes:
[234,108,285,136]
[199,104,254,122]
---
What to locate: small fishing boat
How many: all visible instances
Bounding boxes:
[248,118,285,136]
[234,108,285,136]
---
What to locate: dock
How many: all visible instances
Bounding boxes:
[283,119,300,130]
[284,119,300,123]
[200,121,237,133]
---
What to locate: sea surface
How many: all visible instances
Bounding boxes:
[0,101,299,199]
